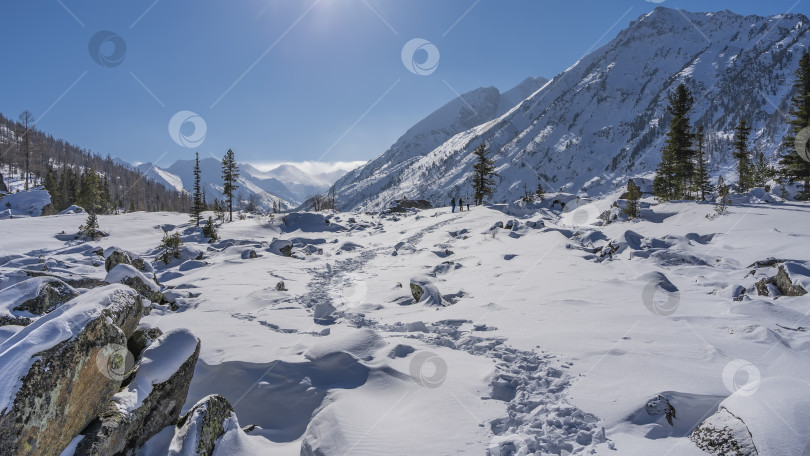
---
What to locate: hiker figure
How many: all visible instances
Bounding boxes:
[458,197,463,212]
[451,197,456,213]
[466,196,470,210]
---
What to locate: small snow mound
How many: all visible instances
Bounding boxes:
[304,328,386,360]
[409,276,445,306]
[57,205,85,215]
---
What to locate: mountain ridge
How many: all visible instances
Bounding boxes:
[333,7,810,211]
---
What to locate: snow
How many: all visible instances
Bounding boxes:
[0,188,51,219]
[114,328,199,413]
[0,285,137,412]
[3,174,810,453]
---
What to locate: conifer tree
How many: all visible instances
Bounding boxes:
[654,84,694,200]
[221,149,239,221]
[693,125,713,200]
[471,144,497,205]
[779,52,810,198]
[733,119,753,192]
[191,152,203,226]
[623,179,642,219]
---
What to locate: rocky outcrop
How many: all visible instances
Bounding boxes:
[0,286,143,456]
[75,329,201,456]
[0,173,7,193]
[12,277,79,316]
[690,407,758,456]
[169,394,234,456]
[755,264,808,297]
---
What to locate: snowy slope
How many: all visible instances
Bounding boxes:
[136,163,187,194]
[3,196,810,455]
[336,7,810,211]
[333,76,549,210]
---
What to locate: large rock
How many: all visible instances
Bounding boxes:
[0,286,143,456]
[168,394,234,456]
[12,277,79,316]
[690,407,758,456]
[0,173,7,193]
[105,264,164,304]
[105,249,132,273]
[0,277,79,327]
[75,329,201,456]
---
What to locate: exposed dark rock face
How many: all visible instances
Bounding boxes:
[127,326,164,361]
[0,286,143,456]
[105,250,132,273]
[169,394,235,456]
[75,330,201,456]
[755,265,808,297]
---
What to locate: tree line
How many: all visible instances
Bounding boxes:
[654,52,810,201]
[0,112,190,213]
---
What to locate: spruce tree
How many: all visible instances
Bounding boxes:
[654,84,694,200]
[471,144,497,205]
[733,119,753,192]
[779,52,810,198]
[693,125,713,201]
[221,149,239,221]
[623,179,642,219]
[191,152,203,226]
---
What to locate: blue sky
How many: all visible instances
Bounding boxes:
[1,0,805,171]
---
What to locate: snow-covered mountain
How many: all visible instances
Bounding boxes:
[333,76,549,210]
[335,7,810,210]
[137,160,350,210]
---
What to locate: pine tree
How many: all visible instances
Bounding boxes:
[202,216,218,243]
[191,152,203,226]
[693,125,713,200]
[779,52,810,198]
[623,179,642,219]
[535,182,545,201]
[221,149,239,221]
[752,151,773,188]
[733,119,753,192]
[715,176,729,215]
[471,144,497,205]
[654,84,695,200]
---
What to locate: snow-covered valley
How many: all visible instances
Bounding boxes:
[2,193,809,455]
